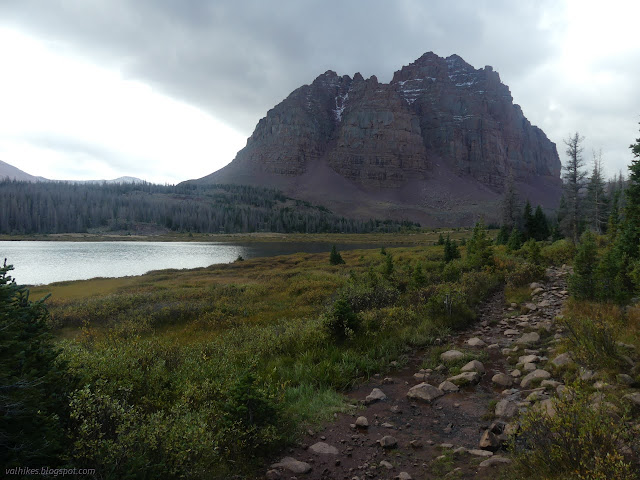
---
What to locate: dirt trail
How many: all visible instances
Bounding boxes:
[265,266,569,480]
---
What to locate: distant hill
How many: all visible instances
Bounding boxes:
[0,159,143,184]
[191,52,562,226]
[0,159,48,182]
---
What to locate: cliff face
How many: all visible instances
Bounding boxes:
[196,52,562,226]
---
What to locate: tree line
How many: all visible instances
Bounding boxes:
[0,181,420,234]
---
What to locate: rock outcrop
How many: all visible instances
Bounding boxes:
[195,52,562,226]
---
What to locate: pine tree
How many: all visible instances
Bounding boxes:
[522,200,535,240]
[617,124,640,259]
[501,169,519,228]
[532,206,550,241]
[466,220,494,269]
[1,262,69,467]
[607,190,621,241]
[496,225,510,245]
[569,231,598,299]
[329,245,345,265]
[412,262,426,287]
[506,227,523,252]
[443,235,461,263]
[586,149,609,234]
[437,233,445,245]
[382,252,394,278]
[561,133,588,242]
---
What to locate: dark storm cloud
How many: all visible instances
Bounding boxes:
[0,0,561,133]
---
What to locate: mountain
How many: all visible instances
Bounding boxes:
[193,52,562,226]
[0,160,144,184]
[0,160,48,182]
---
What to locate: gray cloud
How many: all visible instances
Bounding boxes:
[0,0,637,178]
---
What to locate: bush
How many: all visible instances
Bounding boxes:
[510,385,638,479]
[505,262,545,289]
[569,231,598,300]
[329,245,345,265]
[466,220,494,269]
[540,239,575,266]
[322,297,360,341]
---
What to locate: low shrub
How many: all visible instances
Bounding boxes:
[509,385,638,480]
[540,239,575,266]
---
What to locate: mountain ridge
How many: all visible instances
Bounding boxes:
[193,52,562,226]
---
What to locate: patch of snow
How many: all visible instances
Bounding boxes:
[334,92,349,121]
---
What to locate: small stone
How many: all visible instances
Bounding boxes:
[467,337,487,347]
[439,443,454,449]
[510,369,522,378]
[530,282,542,290]
[531,287,544,296]
[365,388,387,405]
[379,435,398,448]
[623,392,640,407]
[519,354,540,364]
[479,430,501,451]
[461,360,485,374]
[440,350,465,362]
[495,399,518,418]
[541,379,561,388]
[468,449,493,457]
[524,303,538,311]
[523,362,536,372]
[382,377,395,384]
[504,329,520,336]
[479,456,512,468]
[413,373,426,382]
[409,440,423,448]
[520,369,551,389]
[447,371,481,386]
[407,383,444,403]
[396,473,412,480]
[438,380,460,392]
[517,332,540,345]
[551,352,573,368]
[355,416,369,428]
[488,343,500,349]
[492,373,514,387]
[271,457,312,474]
[379,460,393,470]
[309,442,339,455]
[266,469,282,480]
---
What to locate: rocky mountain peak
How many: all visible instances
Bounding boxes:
[196,52,562,226]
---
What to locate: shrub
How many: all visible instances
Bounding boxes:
[506,227,523,252]
[329,245,345,265]
[466,220,494,269]
[322,297,360,341]
[540,239,575,265]
[520,239,542,265]
[569,231,598,300]
[510,385,638,479]
[505,262,545,289]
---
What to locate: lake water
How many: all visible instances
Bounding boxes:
[0,241,387,285]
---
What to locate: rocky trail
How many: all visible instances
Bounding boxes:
[265,266,574,480]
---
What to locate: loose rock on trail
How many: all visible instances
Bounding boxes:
[267,266,571,479]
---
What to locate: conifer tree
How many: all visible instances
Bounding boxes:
[329,245,345,265]
[523,200,535,239]
[586,149,609,234]
[466,220,494,269]
[501,169,519,228]
[443,235,461,263]
[569,231,598,299]
[506,227,523,252]
[532,206,550,240]
[561,133,588,242]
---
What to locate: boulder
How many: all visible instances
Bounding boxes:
[467,337,487,347]
[461,359,485,374]
[365,388,387,404]
[551,352,573,368]
[378,435,398,448]
[271,457,312,474]
[438,380,460,393]
[492,373,514,387]
[517,332,540,345]
[521,369,551,388]
[308,442,339,455]
[447,371,481,386]
[440,350,465,362]
[407,383,444,403]
[355,416,369,428]
[495,399,518,418]
[479,456,512,468]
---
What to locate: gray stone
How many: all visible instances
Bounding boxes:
[504,329,520,336]
[266,469,282,480]
[530,282,542,290]
[495,399,518,418]
[492,373,514,387]
[461,359,485,374]
[617,374,634,385]
[406,382,444,403]
[551,352,573,368]
[531,287,544,296]
[517,332,540,345]
[438,380,460,393]
[518,354,540,364]
[355,416,369,428]
[521,369,551,388]
[396,473,412,480]
[309,442,339,455]
[447,371,481,386]
[379,460,393,469]
[378,435,398,448]
[271,457,312,474]
[467,337,487,347]
[524,303,538,311]
[623,392,640,407]
[479,456,512,468]
[523,362,536,372]
[510,369,522,377]
[468,449,493,457]
[440,350,464,362]
[479,429,501,451]
[365,388,387,404]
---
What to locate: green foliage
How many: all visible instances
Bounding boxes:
[0,263,70,468]
[540,239,575,266]
[329,245,345,265]
[510,385,638,480]
[505,261,545,289]
[437,232,445,245]
[411,262,426,287]
[466,220,494,269]
[443,235,461,263]
[382,252,394,278]
[520,239,542,266]
[496,225,510,245]
[532,206,550,240]
[506,227,523,252]
[322,297,360,341]
[523,200,534,239]
[568,231,598,300]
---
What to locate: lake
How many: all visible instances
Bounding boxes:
[0,241,388,285]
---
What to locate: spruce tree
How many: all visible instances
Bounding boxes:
[561,133,588,242]
[329,245,345,265]
[466,220,494,269]
[532,206,550,241]
[586,149,609,234]
[523,200,535,240]
[496,225,510,245]
[501,169,519,228]
[569,231,598,299]
[506,227,523,252]
[443,235,460,263]
[1,262,69,467]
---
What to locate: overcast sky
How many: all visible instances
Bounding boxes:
[0,0,638,184]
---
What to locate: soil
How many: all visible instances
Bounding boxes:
[264,266,569,480]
